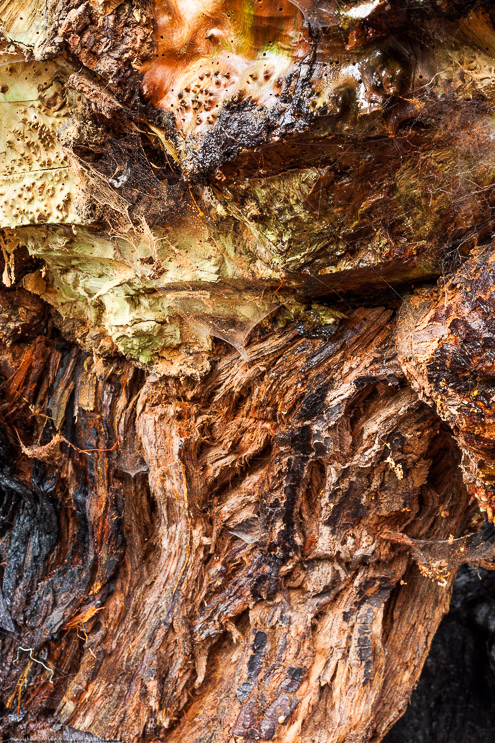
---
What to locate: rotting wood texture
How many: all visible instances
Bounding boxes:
[1,2,495,742]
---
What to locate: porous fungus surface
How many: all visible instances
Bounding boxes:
[1,2,495,375]
[0,54,82,227]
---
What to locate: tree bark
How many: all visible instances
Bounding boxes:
[1,2,495,742]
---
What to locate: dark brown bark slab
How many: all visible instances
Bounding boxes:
[397,246,495,520]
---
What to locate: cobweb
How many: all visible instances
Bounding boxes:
[69,150,278,359]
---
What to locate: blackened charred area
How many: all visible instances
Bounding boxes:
[69,130,184,227]
[259,371,334,562]
[184,102,274,182]
[246,630,268,682]
[269,424,313,560]
[0,321,131,719]
[426,344,474,395]
[295,382,331,421]
[181,56,321,181]
[323,479,368,534]
[0,432,58,640]
[386,561,495,743]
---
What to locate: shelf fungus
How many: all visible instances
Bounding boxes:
[2,3,495,743]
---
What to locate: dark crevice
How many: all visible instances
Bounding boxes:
[386,562,495,743]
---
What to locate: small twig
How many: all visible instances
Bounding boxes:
[187,184,205,217]
[14,427,118,458]
[17,674,25,714]
[65,440,119,455]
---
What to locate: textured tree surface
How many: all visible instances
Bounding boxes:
[2,1,495,742]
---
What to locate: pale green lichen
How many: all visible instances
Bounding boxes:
[4,221,279,374]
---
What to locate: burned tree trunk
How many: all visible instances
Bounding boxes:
[1,1,495,741]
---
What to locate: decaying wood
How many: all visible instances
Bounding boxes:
[1,2,495,742]
[0,293,479,741]
[398,247,495,520]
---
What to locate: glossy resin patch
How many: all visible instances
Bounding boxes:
[141,0,308,134]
